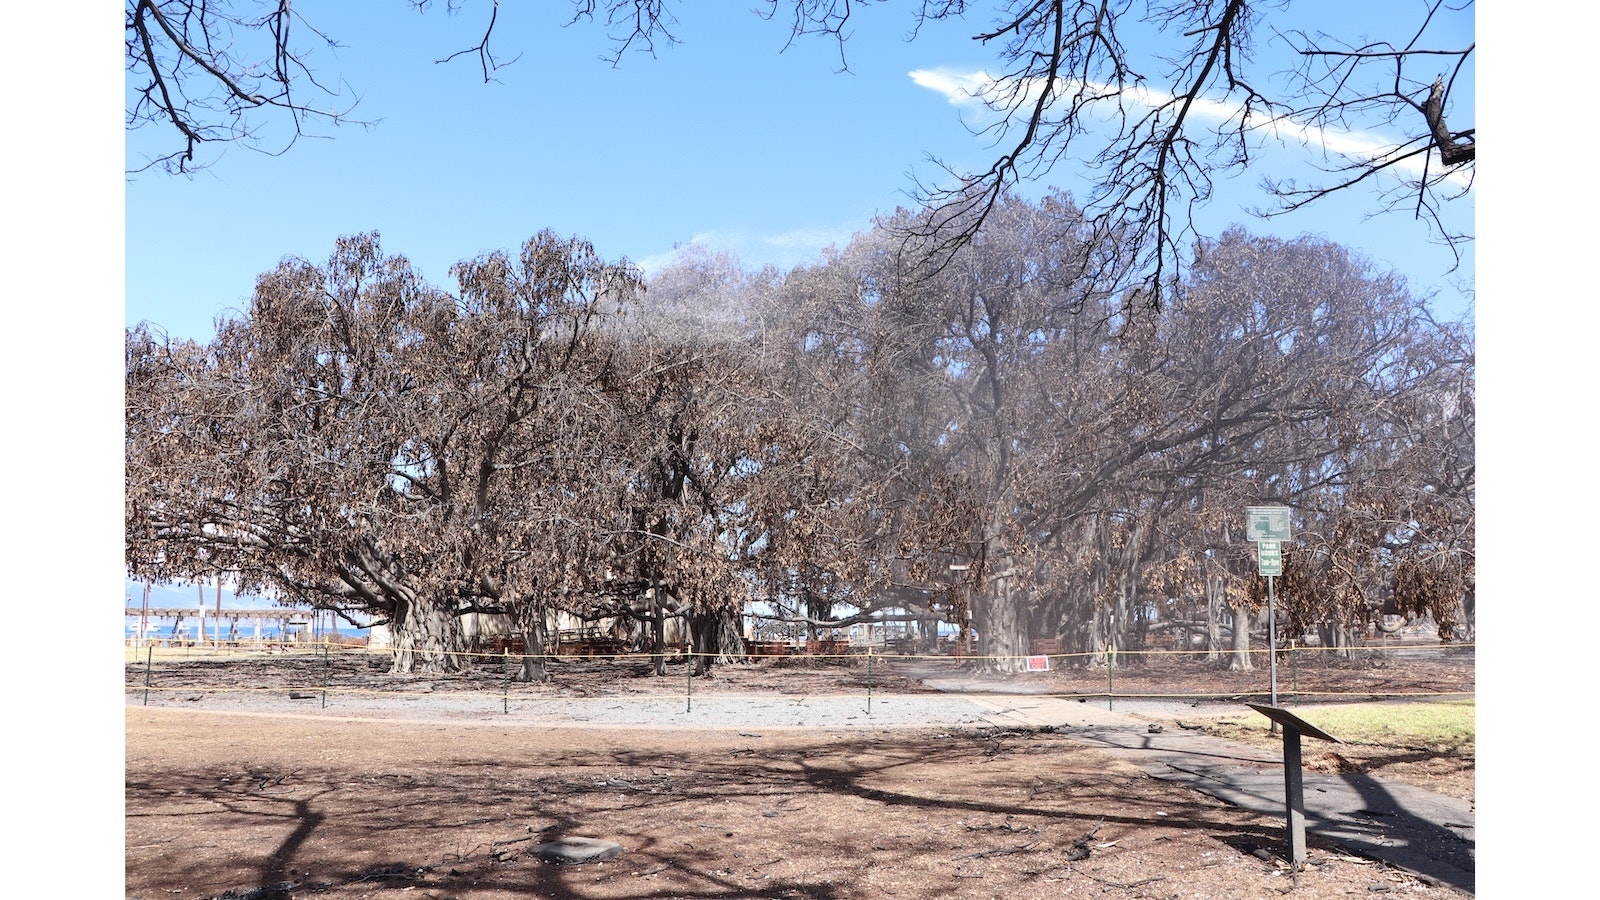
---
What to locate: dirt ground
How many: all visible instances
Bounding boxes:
[126,651,1473,900]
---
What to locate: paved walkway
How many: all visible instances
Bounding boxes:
[905,665,1475,894]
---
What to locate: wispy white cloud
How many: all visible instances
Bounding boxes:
[908,68,994,107]
[908,67,1471,187]
[637,225,862,275]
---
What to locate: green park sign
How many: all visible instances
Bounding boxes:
[1257,539,1282,576]
[1246,506,1292,542]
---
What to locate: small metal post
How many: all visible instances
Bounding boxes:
[1267,575,1278,707]
[1284,725,1307,864]
[1107,611,1115,712]
[143,644,153,706]
[321,644,329,708]
[686,647,693,714]
[866,647,874,715]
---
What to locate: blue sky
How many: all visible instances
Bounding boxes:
[124,2,1476,343]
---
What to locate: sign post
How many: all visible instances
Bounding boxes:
[1246,508,1292,707]
[1248,704,1343,865]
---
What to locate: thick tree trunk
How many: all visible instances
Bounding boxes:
[691,606,745,673]
[650,599,668,677]
[515,598,551,683]
[685,609,708,677]
[1057,589,1097,660]
[1105,602,1120,667]
[1228,601,1254,672]
[1456,590,1475,642]
[1101,590,1126,669]
[388,594,466,675]
[1327,621,1357,660]
[978,564,1028,674]
[1205,575,1226,662]
[1106,571,1137,666]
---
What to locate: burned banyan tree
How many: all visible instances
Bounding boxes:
[127,197,1473,676]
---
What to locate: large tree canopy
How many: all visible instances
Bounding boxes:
[127,198,1473,675]
[127,1,1473,305]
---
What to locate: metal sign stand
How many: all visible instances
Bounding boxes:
[1248,704,1342,865]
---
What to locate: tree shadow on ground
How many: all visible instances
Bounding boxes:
[129,724,1317,899]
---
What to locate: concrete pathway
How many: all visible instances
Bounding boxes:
[899,664,1475,894]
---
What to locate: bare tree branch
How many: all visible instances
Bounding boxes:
[129,1,1474,296]
[433,0,523,80]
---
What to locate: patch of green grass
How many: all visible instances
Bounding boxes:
[1189,700,1474,755]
